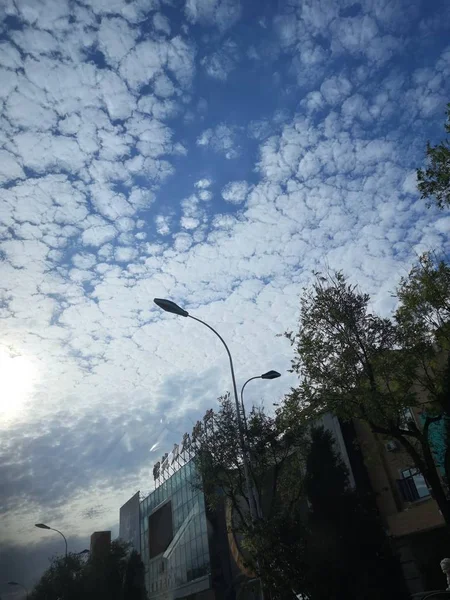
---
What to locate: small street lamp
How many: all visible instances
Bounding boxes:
[35,523,68,557]
[240,370,281,427]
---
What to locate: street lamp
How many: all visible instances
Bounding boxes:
[153,298,258,521]
[240,370,281,518]
[7,581,28,598]
[240,370,281,423]
[35,523,68,557]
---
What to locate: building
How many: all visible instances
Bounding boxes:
[121,458,232,600]
[119,412,360,600]
[90,530,112,560]
[351,412,447,594]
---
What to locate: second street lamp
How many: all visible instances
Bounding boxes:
[35,523,68,557]
[240,370,281,519]
[240,370,281,430]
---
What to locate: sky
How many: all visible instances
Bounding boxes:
[0,0,450,594]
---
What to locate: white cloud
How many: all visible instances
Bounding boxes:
[154,74,176,98]
[198,190,213,201]
[173,232,193,252]
[221,180,250,204]
[153,12,171,36]
[115,246,138,262]
[180,216,200,230]
[195,178,212,189]
[155,215,172,236]
[320,75,352,106]
[201,40,238,81]
[0,150,25,185]
[197,124,240,159]
[81,217,117,247]
[185,0,241,32]
[98,16,138,67]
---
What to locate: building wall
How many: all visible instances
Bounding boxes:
[119,491,141,553]
[352,419,444,534]
[140,459,212,599]
[352,417,446,594]
[90,531,111,560]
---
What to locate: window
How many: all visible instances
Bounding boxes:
[397,468,430,502]
[149,501,173,558]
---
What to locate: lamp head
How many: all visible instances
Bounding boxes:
[35,523,50,529]
[154,298,189,317]
[260,370,281,380]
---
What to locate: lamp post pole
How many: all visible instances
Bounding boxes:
[187,314,259,522]
[35,524,68,557]
[240,371,281,519]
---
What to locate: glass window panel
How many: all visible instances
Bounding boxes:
[413,473,430,498]
[202,553,210,571]
[200,515,206,533]
[202,532,209,554]
[185,541,192,565]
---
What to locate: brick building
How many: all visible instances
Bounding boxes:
[352,412,448,594]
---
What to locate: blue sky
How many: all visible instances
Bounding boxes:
[1,0,450,593]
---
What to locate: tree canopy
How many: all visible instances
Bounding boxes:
[285,254,450,524]
[417,103,450,210]
[194,392,309,599]
[29,540,147,600]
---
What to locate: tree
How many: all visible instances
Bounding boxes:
[417,103,450,209]
[123,550,147,600]
[396,253,450,486]
[285,258,450,524]
[194,392,309,599]
[29,553,86,600]
[29,540,148,600]
[301,427,408,600]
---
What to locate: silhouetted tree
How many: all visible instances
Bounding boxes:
[284,255,450,525]
[29,540,148,600]
[417,103,450,209]
[302,426,408,600]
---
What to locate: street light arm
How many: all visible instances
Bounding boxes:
[240,376,261,431]
[188,315,244,431]
[50,528,68,557]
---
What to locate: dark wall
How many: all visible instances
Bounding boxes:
[148,501,173,559]
[206,496,236,600]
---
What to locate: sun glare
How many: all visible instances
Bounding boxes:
[0,349,38,422]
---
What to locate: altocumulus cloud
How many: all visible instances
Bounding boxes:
[0,0,450,591]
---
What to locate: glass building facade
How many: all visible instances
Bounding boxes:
[140,459,211,599]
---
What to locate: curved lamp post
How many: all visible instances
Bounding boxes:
[8,581,28,599]
[153,298,258,521]
[240,370,281,519]
[240,370,281,429]
[35,523,68,557]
